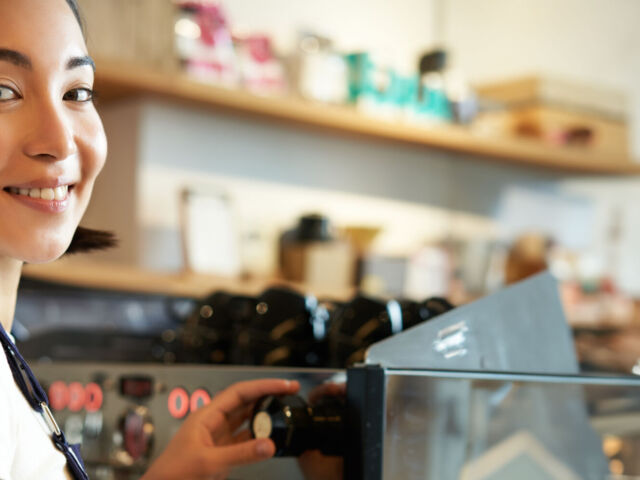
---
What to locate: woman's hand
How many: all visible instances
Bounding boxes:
[141,379,300,480]
[298,382,346,480]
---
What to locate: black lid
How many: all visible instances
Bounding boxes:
[297,214,332,241]
[419,49,447,75]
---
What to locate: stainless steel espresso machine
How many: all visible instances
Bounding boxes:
[21,273,640,479]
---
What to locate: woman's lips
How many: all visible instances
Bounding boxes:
[3,185,72,213]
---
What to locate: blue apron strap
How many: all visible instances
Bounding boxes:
[52,432,89,479]
[0,325,89,480]
[0,327,48,409]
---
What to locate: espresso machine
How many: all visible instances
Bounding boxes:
[23,273,640,479]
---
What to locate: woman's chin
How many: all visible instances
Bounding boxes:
[18,241,72,264]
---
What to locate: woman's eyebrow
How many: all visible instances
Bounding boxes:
[67,55,95,72]
[0,48,31,69]
[0,49,95,73]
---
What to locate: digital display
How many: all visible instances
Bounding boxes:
[120,376,154,398]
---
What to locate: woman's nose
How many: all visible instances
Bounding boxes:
[22,101,77,161]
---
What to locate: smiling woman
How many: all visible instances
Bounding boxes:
[0,0,113,256]
[0,0,109,475]
[0,3,106,264]
[0,1,302,480]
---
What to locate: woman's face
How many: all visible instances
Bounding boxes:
[0,0,106,263]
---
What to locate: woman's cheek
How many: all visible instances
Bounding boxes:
[0,121,19,173]
[79,113,107,182]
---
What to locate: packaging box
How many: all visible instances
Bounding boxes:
[474,75,631,161]
[281,241,355,291]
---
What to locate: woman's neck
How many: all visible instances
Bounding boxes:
[0,257,23,332]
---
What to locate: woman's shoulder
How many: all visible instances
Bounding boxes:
[0,330,22,402]
[0,344,19,420]
[0,343,17,400]
[0,344,72,479]
[0,342,15,380]
[0,339,21,406]
[0,345,19,477]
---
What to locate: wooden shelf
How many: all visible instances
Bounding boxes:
[22,259,354,301]
[94,58,640,174]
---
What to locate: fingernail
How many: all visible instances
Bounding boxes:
[256,440,272,457]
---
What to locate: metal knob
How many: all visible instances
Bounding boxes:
[117,406,154,463]
[251,394,344,457]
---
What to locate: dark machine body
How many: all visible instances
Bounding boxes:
[19,273,640,478]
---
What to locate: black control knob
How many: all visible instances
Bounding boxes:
[251,394,344,457]
[119,406,154,462]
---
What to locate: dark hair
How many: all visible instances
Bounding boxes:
[65,0,83,31]
[66,227,117,254]
[63,0,117,254]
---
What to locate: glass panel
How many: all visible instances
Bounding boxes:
[383,371,640,480]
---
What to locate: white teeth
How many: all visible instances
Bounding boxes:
[54,186,66,201]
[40,188,55,200]
[11,185,69,200]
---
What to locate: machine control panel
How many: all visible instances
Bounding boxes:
[32,362,341,480]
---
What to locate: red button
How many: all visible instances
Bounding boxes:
[68,382,85,412]
[168,387,189,419]
[48,381,69,411]
[84,383,104,412]
[190,388,211,412]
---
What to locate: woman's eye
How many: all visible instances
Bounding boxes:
[0,85,18,101]
[63,87,93,103]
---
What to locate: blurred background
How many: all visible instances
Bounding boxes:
[19,0,640,373]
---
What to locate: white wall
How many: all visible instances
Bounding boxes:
[439,0,640,293]
[130,100,552,271]
[211,0,640,158]
[86,1,640,293]
[139,164,499,274]
[221,0,438,71]
[440,0,640,158]
[559,177,640,294]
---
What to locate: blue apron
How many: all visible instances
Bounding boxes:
[0,325,89,480]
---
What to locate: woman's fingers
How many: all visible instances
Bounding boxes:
[308,382,346,405]
[144,379,304,480]
[201,379,299,431]
[299,450,344,480]
[211,405,254,444]
[232,429,252,444]
[226,404,255,433]
[203,438,276,470]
